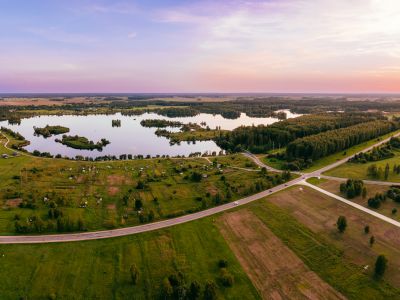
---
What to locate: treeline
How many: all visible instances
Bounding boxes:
[215,113,383,153]
[286,120,398,161]
[349,137,400,163]
[154,107,199,118]
[157,261,234,299]
[1,126,25,140]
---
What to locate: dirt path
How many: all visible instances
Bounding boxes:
[218,210,346,300]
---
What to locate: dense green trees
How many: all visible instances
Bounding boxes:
[386,187,400,203]
[367,193,386,209]
[216,113,383,153]
[339,179,364,198]
[286,120,397,161]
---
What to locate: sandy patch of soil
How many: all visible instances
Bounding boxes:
[5,198,22,207]
[108,186,120,196]
[107,174,130,186]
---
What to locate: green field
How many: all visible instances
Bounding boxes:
[249,188,400,299]
[249,199,400,299]
[0,132,287,235]
[325,150,400,182]
[0,219,260,300]
[1,187,399,299]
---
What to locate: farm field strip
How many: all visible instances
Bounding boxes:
[217,209,346,299]
[301,181,400,228]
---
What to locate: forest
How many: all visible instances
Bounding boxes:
[214,113,383,153]
[285,120,398,161]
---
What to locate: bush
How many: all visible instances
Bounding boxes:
[218,259,228,268]
[374,255,388,278]
[220,268,234,287]
[336,216,347,233]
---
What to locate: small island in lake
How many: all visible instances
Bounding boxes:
[140,119,183,128]
[34,125,70,138]
[55,135,110,151]
[112,119,121,127]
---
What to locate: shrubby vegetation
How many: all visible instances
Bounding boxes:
[0,126,30,150]
[55,135,110,150]
[159,271,222,299]
[34,125,70,138]
[336,215,347,233]
[386,187,400,203]
[374,255,388,278]
[349,137,400,163]
[367,163,391,180]
[368,193,387,209]
[1,126,25,141]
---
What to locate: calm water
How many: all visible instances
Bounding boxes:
[0,110,300,158]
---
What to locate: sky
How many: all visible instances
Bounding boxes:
[0,0,400,93]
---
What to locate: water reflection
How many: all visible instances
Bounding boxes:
[0,110,301,158]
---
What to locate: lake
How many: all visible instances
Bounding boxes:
[0,110,301,158]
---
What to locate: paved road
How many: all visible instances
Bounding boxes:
[311,131,400,176]
[320,174,400,186]
[242,151,280,172]
[0,176,305,244]
[1,131,400,244]
[302,181,400,228]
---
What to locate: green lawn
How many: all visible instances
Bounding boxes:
[305,177,328,185]
[0,218,260,300]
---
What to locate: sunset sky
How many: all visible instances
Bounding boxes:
[1,0,400,93]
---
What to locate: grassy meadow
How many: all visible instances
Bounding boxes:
[0,218,260,300]
[0,131,289,235]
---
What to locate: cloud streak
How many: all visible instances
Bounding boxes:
[0,0,400,92]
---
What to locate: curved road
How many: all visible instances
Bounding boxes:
[1,131,400,244]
